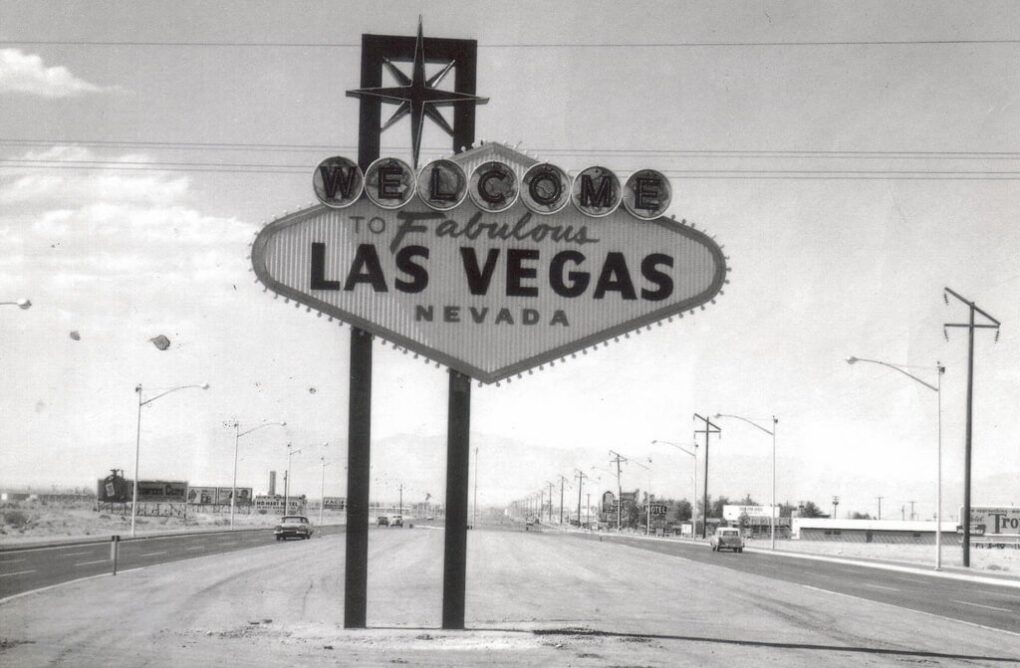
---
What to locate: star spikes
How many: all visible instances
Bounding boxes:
[346,16,488,169]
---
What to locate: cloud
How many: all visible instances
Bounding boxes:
[1,146,255,325]
[0,48,110,97]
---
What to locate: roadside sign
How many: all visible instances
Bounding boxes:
[252,144,727,384]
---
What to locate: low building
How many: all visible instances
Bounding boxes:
[792,518,960,544]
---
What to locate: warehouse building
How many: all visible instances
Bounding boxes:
[792,518,961,544]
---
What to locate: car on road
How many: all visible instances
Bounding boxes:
[710,527,744,552]
[274,515,313,541]
[377,515,389,526]
[388,514,403,527]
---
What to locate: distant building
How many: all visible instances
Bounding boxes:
[793,518,960,544]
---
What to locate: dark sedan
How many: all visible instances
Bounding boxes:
[274,515,314,540]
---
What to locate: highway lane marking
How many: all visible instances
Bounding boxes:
[139,551,168,557]
[185,546,205,551]
[863,584,900,592]
[0,558,26,564]
[218,541,240,546]
[0,569,36,577]
[62,551,96,557]
[951,599,1013,613]
[74,559,109,567]
[799,584,1020,637]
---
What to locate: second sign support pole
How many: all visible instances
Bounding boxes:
[442,371,471,629]
[344,328,372,628]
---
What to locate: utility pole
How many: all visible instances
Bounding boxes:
[693,414,721,538]
[876,496,883,520]
[472,447,478,528]
[586,492,591,528]
[574,469,587,527]
[901,505,906,521]
[832,496,840,519]
[558,475,567,524]
[399,483,404,517]
[609,451,626,531]
[943,286,1001,568]
[546,481,554,522]
[909,500,916,521]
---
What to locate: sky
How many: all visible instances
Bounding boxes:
[0,1,1017,520]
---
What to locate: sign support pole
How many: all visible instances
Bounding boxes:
[443,371,471,629]
[343,29,479,629]
[344,328,372,628]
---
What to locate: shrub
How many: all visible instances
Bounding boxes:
[2,510,30,529]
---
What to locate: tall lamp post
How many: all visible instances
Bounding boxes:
[320,456,330,529]
[712,414,778,550]
[847,356,945,569]
[284,443,303,514]
[228,420,286,529]
[132,382,209,537]
[652,440,698,537]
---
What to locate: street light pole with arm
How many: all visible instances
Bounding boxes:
[712,414,778,550]
[284,443,303,514]
[847,356,945,569]
[652,440,699,535]
[229,420,286,529]
[132,382,209,537]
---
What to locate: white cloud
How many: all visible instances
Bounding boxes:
[2,146,255,326]
[0,48,110,97]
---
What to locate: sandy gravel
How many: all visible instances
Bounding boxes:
[2,527,1018,666]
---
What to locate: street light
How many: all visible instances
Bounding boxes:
[228,420,286,528]
[284,443,303,514]
[132,382,210,537]
[320,456,330,529]
[0,298,32,310]
[712,414,778,550]
[847,356,945,569]
[651,440,698,536]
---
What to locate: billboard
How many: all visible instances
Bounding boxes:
[723,505,780,522]
[323,496,346,510]
[966,507,1020,535]
[97,475,132,503]
[187,487,253,505]
[252,145,727,384]
[187,486,217,505]
[135,481,188,503]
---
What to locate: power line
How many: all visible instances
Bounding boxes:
[2,138,1017,160]
[3,164,1018,180]
[2,39,1017,48]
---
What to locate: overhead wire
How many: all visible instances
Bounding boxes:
[2,39,1018,48]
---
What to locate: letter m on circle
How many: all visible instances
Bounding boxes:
[580,174,612,207]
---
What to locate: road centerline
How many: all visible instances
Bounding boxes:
[950,600,1013,613]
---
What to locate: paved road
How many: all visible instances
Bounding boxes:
[0,525,346,600]
[3,528,1017,666]
[567,531,1020,633]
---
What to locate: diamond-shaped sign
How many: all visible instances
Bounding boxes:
[252,148,727,384]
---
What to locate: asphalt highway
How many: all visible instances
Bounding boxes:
[0,524,345,600]
[570,531,1020,634]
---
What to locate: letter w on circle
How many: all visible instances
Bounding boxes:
[319,164,359,199]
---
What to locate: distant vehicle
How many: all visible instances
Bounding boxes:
[274,515,313,541]
[710,527,744,552]
[377,515,389,526]
[389,514,403,527]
